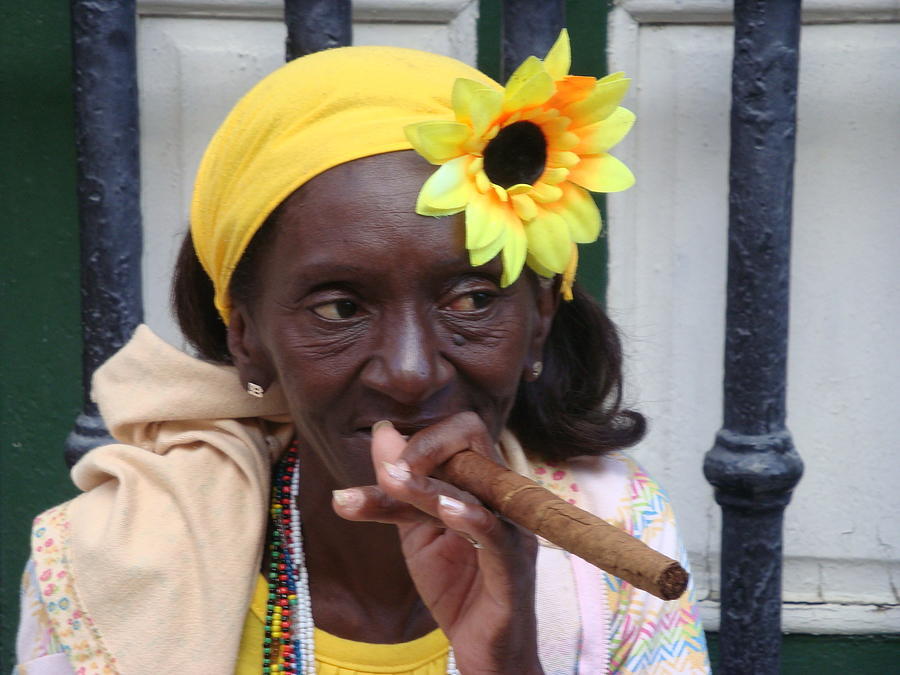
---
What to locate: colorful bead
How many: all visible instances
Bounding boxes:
[265,442,305,672]
[264,440,458,675]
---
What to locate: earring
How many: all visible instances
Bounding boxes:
[247,382,265,398]
[531,361,543,379]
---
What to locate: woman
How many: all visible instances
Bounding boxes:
[17,33,709,674]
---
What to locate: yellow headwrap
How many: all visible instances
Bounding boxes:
[192,34,636,323]
[190,46,498,324]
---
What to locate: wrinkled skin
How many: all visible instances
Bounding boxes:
[229,151,556,673]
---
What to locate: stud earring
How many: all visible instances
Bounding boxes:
[247,382,265,398]
[531,361,543,379]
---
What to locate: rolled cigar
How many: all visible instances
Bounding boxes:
[440,449,688,601]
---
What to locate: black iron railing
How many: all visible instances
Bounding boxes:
[66,0,143,467]
[500,0,564,80]
[285,0,352,60]
[704,1,805,671]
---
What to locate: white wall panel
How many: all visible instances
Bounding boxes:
[609,1,900,632]
[137,0,477,348]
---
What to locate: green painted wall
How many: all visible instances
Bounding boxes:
[0,4,82,670]
[706,632,900,673]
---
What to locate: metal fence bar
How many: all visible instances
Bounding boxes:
[704,1,805,671]
[66,0,143,467]
[500,0,565,81]
[285,0,352,61]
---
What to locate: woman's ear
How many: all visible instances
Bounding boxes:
[523,276,561,382]
[227,306,275,394]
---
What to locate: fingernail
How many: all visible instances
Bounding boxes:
[332,488,361,508]
[382,460,410,483]
[439,495,466,515]
[373,420,394,433]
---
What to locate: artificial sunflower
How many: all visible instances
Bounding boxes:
[404,29,635,299]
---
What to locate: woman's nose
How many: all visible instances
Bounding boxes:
[360,310,454,406]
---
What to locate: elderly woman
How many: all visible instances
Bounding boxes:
[17,33,709,675]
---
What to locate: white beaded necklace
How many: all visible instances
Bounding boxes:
[283,450,460,674]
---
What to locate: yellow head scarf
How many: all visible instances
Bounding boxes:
[190,46,499,324]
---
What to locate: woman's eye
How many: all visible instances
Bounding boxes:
[312,299,359,320]
[446,291,493,312]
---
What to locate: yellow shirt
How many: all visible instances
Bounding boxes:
[235,576,450,674]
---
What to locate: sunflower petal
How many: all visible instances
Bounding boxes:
[564,76,631,127]
[548,75,596,109]
[546,183,602,243]
[597,71,628,85]
[475,170,491,193]
[500,227,528,287]
[415,156,472,214]
[452,78,497,124]
[525,211,571,274]
[568,154,635,192]
[405,121,471,165]
[541,167,569,185]
[547,150,580,168]
[573,107,636,154]
[543,29,571,80]
[416,201,465,218]
[511,193,537,221]
[469,89,504,138]
[525,252,557,279]
[561,243,578,301]
[531,182,564,203]
[469,228,507,267]
[554,131,580,151]
[505,55,544,93]
[465,191,516,250]
[504,56,555,111]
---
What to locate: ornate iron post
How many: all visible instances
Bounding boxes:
[500,0,565,80]
[703,1,805,672]
[285,0,352,61]
[66,0,143,467]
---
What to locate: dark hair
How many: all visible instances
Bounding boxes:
[172,209,281,363]
[507,284,646,461]
[172,222,645,460]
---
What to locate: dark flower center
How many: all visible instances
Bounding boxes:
[482,121,547,189]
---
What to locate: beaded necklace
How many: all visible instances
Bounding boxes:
[265,442,459,675]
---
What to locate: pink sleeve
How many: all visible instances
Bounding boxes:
[601,455,710,674]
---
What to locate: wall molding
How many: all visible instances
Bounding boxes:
[699,600,900,634]
[618,0,900,24]
[137,0,477,22]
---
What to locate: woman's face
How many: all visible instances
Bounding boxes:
[230,151,556,487]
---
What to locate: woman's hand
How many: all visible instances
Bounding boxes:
[332,412,543,675]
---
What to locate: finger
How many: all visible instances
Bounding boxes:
[397,412,504,477]
[437,495,538,581]
[370,420,408,469]
[376,457,480,519]
[332,486,442,527]
[436,494,508,550]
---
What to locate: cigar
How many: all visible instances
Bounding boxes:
[440,450,688,601]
